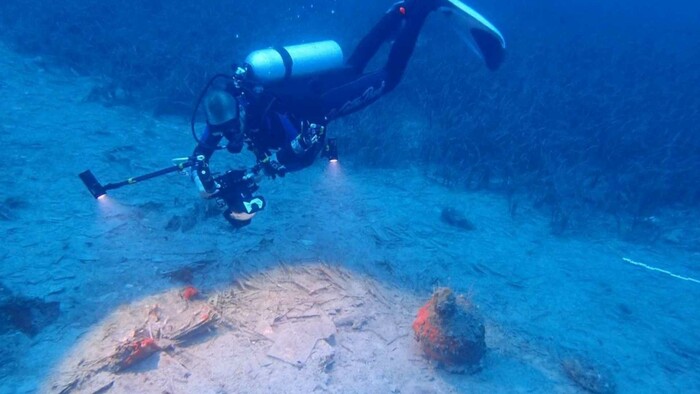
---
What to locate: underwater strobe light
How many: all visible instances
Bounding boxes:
[79,170,107,199]
[325,138,338,162]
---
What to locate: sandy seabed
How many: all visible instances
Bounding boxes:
[1,43,699,393]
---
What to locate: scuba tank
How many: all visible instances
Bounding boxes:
[243,40,344,84]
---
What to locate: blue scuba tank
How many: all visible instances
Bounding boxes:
[243,40,344,84]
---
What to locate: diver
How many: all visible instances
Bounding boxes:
[191,0,506,227]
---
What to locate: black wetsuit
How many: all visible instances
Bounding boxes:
[194,1,433,161]
[192,0,435,212]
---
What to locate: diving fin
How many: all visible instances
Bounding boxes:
[438,0,506,70]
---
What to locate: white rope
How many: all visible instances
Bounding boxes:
[622,257,700,284]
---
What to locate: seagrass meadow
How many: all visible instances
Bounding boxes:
[0,0,698,231]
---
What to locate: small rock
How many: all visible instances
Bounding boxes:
[4,197,29,209]
[179,213,198,232]
[561,357,616,394]
[311,339,336,373]
[661,228,684,245]
[114,87,127,102]
[165,216,181,231]
[440,208,475,231]
[47,286,66,296]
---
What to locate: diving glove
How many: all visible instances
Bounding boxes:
[291,121,325,155]
[262,152,287,178]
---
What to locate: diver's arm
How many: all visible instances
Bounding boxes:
[274,143,321,172]
[274,121,325,171]
[192,125,224,197]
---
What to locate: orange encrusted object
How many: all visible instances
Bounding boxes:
[413,300,443,350]
[412,288,486,371]
[123,338,160,368]
[182,286,199,301]
[108,335,161,372]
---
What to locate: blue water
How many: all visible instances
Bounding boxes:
[0,1,699,393]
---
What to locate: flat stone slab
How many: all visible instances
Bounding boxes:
[267,308,336,367]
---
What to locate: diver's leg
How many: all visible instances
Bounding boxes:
[318,0,438,120]
[345,2,406,74]
[382,0,438,90]
[318,71,388,120]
